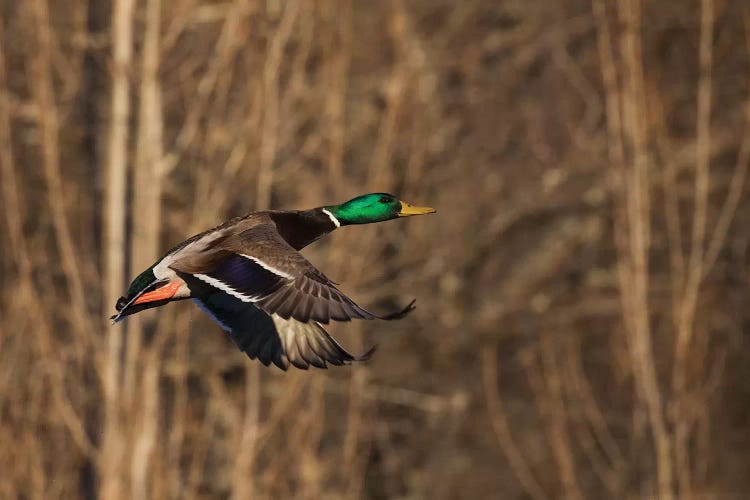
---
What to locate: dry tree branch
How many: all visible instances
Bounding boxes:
[160,0,198,55]
[256,0,301,209]
[19,284,98,459]
[563,336,625,495]
[229,365,261,500]
[323,0,352,182]
[620,0,674,491]
[702,14,750,275]
[184,401,220,500]
[595,0,674,497]
[243,374,308,450]
[131,345,162,500]
[166,311,192,500]
[0,20,32,281]
[300,378,326,500]
[537,334,582,500]
[481,346,549,500]
[0,104,96,490]
[654,110,687,335]
[552,45,603,148]
[18,0,100,472]
[324,382,466,414]
[163,0,254,176]
[673,1,715,496]
[675,0,715,390]
[25,0,95,340]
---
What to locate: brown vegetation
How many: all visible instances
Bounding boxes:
[1,0,750,498]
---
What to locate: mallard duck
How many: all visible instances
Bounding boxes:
[112,193,435,370]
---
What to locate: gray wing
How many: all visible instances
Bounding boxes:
[172,223,415,324]
[193,293,375,370]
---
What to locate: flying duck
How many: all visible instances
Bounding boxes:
[112,193,435,370]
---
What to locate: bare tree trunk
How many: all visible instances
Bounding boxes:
[594,0,674,497]
[0,20,30,281]
[129,0,165,496]
[102,0,134,498]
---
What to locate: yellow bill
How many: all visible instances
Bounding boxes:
[398,200,436,217]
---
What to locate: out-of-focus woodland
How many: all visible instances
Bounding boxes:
[1,0,750,498]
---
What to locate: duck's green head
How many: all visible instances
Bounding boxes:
[325,193,435,226]
[115,266,157,311]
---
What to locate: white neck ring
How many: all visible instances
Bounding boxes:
[321,208,341,228]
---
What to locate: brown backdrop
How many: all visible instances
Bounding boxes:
[1,0,750,498]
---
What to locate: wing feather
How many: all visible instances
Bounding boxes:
[174,223,415,324]
[193,295,374,370]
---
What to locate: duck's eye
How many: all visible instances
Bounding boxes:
[379,195,392,203]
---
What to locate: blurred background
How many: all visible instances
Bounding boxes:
[1,0,750,498]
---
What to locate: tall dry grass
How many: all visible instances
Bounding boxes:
[1,0,749,498]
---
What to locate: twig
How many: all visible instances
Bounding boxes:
[702,14,750,275]
[481,345,548,500]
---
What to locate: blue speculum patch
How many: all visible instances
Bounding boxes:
[208,255,285,298]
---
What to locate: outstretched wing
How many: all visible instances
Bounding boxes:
[171,223,415,324]
[194,292,375,370]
